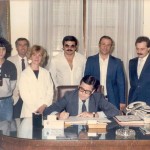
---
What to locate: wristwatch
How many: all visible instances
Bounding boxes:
[93,112,95,118]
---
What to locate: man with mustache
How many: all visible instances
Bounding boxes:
[128,36,150,105]
[49,36,86,88]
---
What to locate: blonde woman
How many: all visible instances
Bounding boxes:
[19,45,53,118]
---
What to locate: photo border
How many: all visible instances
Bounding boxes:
[0,0,10,41]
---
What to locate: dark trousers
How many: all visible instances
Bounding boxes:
[13,98,23,118]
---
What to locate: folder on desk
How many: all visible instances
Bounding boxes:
[114,115,145,126]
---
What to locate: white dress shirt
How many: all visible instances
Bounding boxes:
[49,51,86,87]
[137,54,149,78]
[99,55,109,96]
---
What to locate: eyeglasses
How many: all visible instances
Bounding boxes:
[78,86,93,95]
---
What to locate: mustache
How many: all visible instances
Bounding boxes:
[137,53,143,55]
[66,49,73,51]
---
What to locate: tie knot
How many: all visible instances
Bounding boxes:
[82,100,86,104]
[22,58,24,62]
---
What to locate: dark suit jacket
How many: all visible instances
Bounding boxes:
[43,90,120,118]
[128,54,150,105]
[84,54,126,108]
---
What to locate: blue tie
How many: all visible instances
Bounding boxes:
[82,100,87,112]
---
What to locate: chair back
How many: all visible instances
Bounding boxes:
[57,85,78,100]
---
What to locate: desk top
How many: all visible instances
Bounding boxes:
[0,118,150,141]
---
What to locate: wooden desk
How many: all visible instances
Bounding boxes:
[1,136,150,150]
[1,118,150,150]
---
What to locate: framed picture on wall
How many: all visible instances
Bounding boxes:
[0,0,10,41]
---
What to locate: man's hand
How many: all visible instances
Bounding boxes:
[59,111,69,119]
[36,104,47,114]
[78,112,99,118]
[120,103,126,111]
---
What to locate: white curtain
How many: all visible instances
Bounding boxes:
[29,0,144,78]
[86,0,144,79]
[29,0,83,62]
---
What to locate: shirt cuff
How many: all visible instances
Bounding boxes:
[50,111,58,115]
[97,111,107,118]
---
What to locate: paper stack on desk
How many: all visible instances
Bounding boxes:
[87,120,107,129]
[87,120,107,137]
[62,116,111,125]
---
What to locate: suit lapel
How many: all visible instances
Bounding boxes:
[107,55,113,82]
[95,54,100,80]
[133,57,138,80]
[139,54,150,79]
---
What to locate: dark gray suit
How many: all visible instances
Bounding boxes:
[44,90,120,118]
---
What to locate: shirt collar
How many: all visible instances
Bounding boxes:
[99,54,109,62]
[18,55,27,61]
[138,53,149,62]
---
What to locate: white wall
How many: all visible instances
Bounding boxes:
[10,0,150,55]
[10,0,29,55]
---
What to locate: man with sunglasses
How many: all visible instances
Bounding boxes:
[49,36,86,88]
[43,75,120,119]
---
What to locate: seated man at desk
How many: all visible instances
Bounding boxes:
[43,75,120,119]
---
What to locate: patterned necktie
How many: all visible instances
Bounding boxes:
[22,59,25,71]
[82,100,87,112]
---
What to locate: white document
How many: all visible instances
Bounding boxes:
[60,116,111,125]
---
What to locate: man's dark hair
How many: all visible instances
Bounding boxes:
[0,37,12,59]
[62,36,78,46]
[135,36,150,48]
[99,35,114,46]
[80,75,100,91]
[15,37,30,47]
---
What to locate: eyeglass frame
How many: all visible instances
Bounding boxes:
[78,86,94,95]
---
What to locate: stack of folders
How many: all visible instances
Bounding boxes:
[87,120,107,129]
[87,120,107,136]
